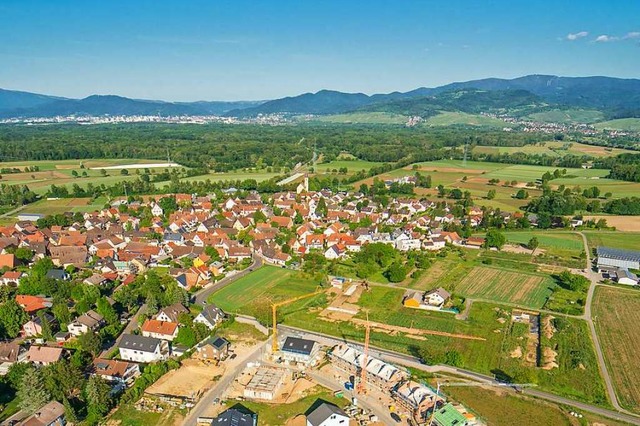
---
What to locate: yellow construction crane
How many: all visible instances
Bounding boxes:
[356,311,370,394]
[271,288,324,353]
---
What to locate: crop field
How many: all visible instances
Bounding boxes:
[500,231,584,258]
[583,216,640,232]
[19,197,109,215]
[473,141,634,158]
[526,109,605,124]
[181,170,280,183]
[312,111,409,124]
[583,231,640,251]
[593,286,640,413]
[423,111,514,127]
[207,266,320,320]
[595,118,640,131]
[454,266,554,308]
[316,159,384,174]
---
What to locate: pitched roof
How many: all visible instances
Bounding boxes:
[157,303,189,322]
[282,336,316,356]
[214,408,257,426]
[20,400,65,426]
[26,346,63,364]
[118,334,162,352]
[306,403,348,426]
[141,319,178,336]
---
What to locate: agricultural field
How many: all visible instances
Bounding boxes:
[594,118,640,131]
[593,286,640,413]
[315,159,384,174]
[473,141,634,158]
[454,266,554,309]
[583,216,640,233]
[500,231,584,259]
[207,266,322,321]
[312,111,409,124]
[583,231,640,251]
[19,196,108,215]
[423,111,513,127]
[526,109,605,124]
[180,170,280,184]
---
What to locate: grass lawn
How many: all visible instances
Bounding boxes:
[216,319,268,343]
[207,266,323,322]
[593,286,640,413]
[583,231,640,251]
[108,404,182,426]
[443,387,574,426]
[231,386,347,426]
[500,231,584,259]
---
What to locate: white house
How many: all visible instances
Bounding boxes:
[141,319,179,341]
[68,310,104,337]
[281,336,320,367]
[193,304,225,329]
[423,287,451,308]
[396,238,421,252]
[151,203,164,217]
[118,334,169,363]
[306,402,350,426]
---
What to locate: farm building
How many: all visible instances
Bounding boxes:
[243,366,287,401]
[597,246,640,271]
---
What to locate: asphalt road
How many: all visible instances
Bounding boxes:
[193,255,262,305]
[182,340,268,426]
[279,324,640,425]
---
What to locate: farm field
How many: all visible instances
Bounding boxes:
[595,118,640,131]
[312,111,409,124]
[526,109,605,124]
[316,159,384,174]
[207,266,321,321]
[423,111,513,127]
[583,231,640,251]
[500,231,584,259]
[181,170,280,183]
[593,286,640,413]
[473,141,634,158]
[454,266,554,308]
[583,216,640,233]
[19,196,108,215]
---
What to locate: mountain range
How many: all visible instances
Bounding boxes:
[2,75,640,120]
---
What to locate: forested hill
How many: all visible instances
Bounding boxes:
[2,74,640,119]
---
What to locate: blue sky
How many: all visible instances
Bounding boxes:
[1,0,638,101]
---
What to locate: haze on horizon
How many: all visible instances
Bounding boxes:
[1,0,639,101]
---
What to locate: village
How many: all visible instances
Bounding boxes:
[0,177,637,426]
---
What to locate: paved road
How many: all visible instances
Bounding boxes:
[193,255,262,305]
[182,340,268,426]
[0,204,27,218]
[280,324,640,425]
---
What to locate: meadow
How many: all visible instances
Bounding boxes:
[583,231,640,251]
[499,231,584,259]
[473,141,634,158]
[594,118,640,131]
[423,111,513,127]
[19,197,109,215]
[312,111,409,124]
[593,286,640,413]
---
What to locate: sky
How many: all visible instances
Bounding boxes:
[1,0,639,101]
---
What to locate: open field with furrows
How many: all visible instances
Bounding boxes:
[454,266,554,309]
[207,266,322,321]
[583,231,640,251]
[180,170,281,183]
[423,111,515,127]
[593,286,640,413]
[473,141,635,158]
[594,117,640,131]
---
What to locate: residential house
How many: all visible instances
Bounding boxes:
[392,380,441,424]
[281,336,320,367]
[118,334,169,363]
[26,346,64,366]
[193,336,230,361]
[0,253,16,269]
[16,295,53,314]
[212,408,257,426]
[141,319,179,341]
[193,304,225,329]
[424,287,451,308]
[45,269,70,281]
[17,400,65,426]
[0,270,24,286]
[23,313,56,338]
[306,402,350,426]
[0,342,26,375]
[156,303,189,323]
[91,358,140,390]
[68,310,104,337]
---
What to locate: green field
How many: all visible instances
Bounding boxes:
[424,111,513,127]
[181,171,280,183]
[19,196,109,215]
[593,286,640,413]
[583,231,640,251]
[473,141,634,158]
[526,109,605,124]
[313,111,409,124]
[316,159,384,173]
[500,231,584,259]
[595,118,640,131]
[207,266,322,321]
[454,266,555,309]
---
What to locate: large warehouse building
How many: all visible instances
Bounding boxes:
[597,246,640,271]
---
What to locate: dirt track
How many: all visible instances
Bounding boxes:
[351,318,486,341]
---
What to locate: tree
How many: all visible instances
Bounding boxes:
[515,189,529,199]
[175,325,197,347]
[444,350,464,367]
[527,237,539,255]
[52,303,71,330]
[17,366,50,414]
[386,262,407,283]
[85,376,112,418]
[484,230,506,250]
[120,169,129,175]
[486,189,496,200]
[96,297,118,324]
[78,331,102,356]
[0,299,28,338]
